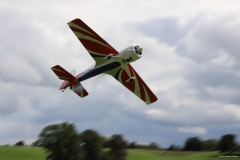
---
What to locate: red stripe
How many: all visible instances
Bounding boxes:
[70,19,118,55]
[82,89,88,97]
[78,39,117,55]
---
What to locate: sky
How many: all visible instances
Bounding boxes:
[0,0,240,148]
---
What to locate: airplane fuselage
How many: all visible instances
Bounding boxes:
[76,44,142,82]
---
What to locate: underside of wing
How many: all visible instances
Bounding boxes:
[68,18,118,66]
[106,64,158,104]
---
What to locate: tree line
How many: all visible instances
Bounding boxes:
[32,122,128,160]
[168,135,240,153]
[13,121,240,160]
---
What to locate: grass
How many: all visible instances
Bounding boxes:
[0,146,47,160]
[0,146,239,160]
[127,149,239,160]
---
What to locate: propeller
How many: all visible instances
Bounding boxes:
[134,45,143,55]
[130,45,147,52]
[136,47,143,53]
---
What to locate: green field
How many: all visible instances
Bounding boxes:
[126,149,239,160]
[0,146,46,160]
[0,146,238,160]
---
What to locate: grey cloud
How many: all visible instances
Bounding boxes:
[126,15,202,46]
[128,14,240,66]
[194,15,240,58]
[176,15,240,64]
[0,6,91,88]
[185,69,240,88]
[177,15,240,105]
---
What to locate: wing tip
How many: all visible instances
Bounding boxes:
[51,65,60,69]
[146,97,158,105]
[68,18,82,25]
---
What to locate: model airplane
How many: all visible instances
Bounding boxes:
[51,18,157,104]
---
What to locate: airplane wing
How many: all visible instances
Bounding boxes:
[68,18,118,66]
[106,64,158,104]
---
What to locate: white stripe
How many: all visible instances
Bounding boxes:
[52,68,66,73]
[87,49,105,56]
[80,90,83,97]
[132,71,141,98]
[68,22,96,36]
[122,64,132,78]
[118,69,123,84]
[143,85,150,103]
[58,76,71,80]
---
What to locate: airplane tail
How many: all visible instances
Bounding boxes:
[51,65,88,98]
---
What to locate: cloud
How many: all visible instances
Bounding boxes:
[177,127,207,135]
[0,56,42,84]
[176,14,240,64]
[127,14,204,46]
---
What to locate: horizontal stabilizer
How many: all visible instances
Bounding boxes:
[51,65,75,81]
[70,82,88,98]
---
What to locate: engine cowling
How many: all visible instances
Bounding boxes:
[134,45,143,56]
[118,44,143,64]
